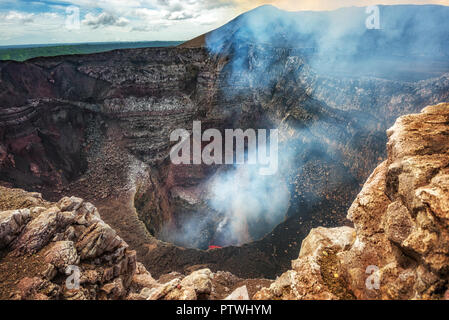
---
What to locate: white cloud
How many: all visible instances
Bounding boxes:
[83,12,129,28]
[1,11,35,23]
[0,0,239,45]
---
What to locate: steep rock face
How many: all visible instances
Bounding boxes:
[300,71,449,127]
[0,48,213,191]
[255,103,449,300]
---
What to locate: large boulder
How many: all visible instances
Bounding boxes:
[0,190,140,300]
[180,268,213,295]
[254,227,355,300]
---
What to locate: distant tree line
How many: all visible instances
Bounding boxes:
[0,41,183,61]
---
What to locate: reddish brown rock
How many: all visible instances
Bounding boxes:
[0,189,141,300]
[14,277,60,300]
[255,103,449,300]
[44,241,79,271]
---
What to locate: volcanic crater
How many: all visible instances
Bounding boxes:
[2,5,449,280]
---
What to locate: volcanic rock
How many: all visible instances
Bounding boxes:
[254,227,355,300]
[0,186,273,300]
[2,100,448,301]
[255,103,449,300]
[224,286,250,300]
[44,241,79,272]
[180,268,213,295]
[2,5,449,282]
[0,209,31,249]
[1,37,449,279]
[0,188,139,300]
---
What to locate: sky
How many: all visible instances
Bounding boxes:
[0,0,448,45]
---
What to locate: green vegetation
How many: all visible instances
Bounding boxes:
[0,41,183,62]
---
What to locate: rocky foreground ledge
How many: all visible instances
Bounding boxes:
[0,187,271,300]
[255,103,449,300]
[1,103,448,300]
